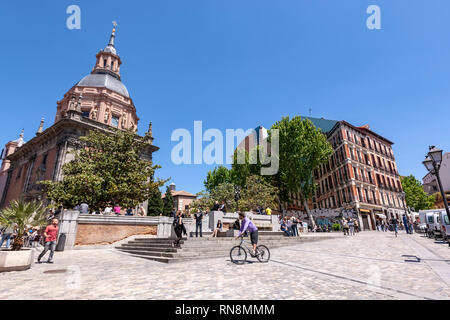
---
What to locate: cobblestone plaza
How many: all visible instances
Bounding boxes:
[1,231,449,300]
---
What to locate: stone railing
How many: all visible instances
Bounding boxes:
[60,211,177,250]
[207,211,279,232]
[58,210,282,250]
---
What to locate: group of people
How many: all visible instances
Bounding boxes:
[280,216,301,237]
[341,218,360,236]
[74,202,146,216]
[375,215,415,236]
[172,208,260,255]
[0,224,43,249]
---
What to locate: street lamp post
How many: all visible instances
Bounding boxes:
[234,185,240,212]
[400,191,408,217]
[423,146,450,222]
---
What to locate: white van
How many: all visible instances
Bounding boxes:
[438,211,450,245]
[419,210,438,238]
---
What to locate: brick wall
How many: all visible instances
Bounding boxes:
[75,224,157,246]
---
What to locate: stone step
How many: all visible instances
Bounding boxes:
[124,252,234,263]
[117,245,178,253]
[118,249,178,258]
[131,240,186,245]
[117,234,341,263]
[125,242,177,247]
[133,238,187,242]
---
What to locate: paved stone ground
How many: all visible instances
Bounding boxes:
[1,231,449,300]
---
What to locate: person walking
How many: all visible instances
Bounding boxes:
[348,219,355,236]
[291,216,299,237]
[0,224,15,248]
[354,219,360,233]
[193,211,203,237]
[402,214,410,234]
[342,219,349,236]
[390,217,399,237]
[172,211,185,248]
[382,220,387,232]
[37,218,59,264]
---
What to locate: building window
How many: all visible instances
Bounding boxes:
[111,115,119,127]
[103,59,107,68]
[82,110,90,118]
[111,60,115,70]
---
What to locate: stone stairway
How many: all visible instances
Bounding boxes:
[116,232,340,263]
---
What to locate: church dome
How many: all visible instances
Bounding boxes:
[76,73,130,98]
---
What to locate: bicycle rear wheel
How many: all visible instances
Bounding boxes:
[256,245,270,263]
[230,245,247,264]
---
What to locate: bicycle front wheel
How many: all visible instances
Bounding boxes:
[256,245,270,263]
[230,245,247,264]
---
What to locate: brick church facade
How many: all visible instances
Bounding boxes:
[0,25,158,210]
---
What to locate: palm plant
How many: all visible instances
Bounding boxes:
[0,200,48,251]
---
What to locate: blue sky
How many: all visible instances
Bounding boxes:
[1,0,449,194]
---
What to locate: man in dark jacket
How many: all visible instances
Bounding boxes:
[194,211,203,237]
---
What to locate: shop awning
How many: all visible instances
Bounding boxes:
[359,209,371,213]
[376,213,387,219]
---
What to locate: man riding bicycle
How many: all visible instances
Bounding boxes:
[235,211,258,255]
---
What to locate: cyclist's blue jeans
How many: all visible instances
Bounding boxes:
[282,229,291,236]
[394,225,398,233]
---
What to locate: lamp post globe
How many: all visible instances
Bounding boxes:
[424,146,450,224]
[423,157,434,173]
[428,146,443,166]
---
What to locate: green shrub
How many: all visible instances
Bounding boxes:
[332,223,341,231]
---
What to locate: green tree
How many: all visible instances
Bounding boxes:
[210,182,237,212]
[40,129,166,211]
[230,146,265,188]
[204,166,232,192]
[0,200,48,251]
[147,188,164,216]
[189,191,214,212]
[401,175,435,211]
[271,116,333,227]
[239,175,279,211]
[163,186,174,216]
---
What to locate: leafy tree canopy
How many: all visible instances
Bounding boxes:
[204,166,232,193]
[147,187,164,216]
[401,175,435,211]
[271,116,333,206]
[163,186,174,216]
[40,129,166,211]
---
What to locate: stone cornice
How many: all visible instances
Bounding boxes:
[6,110,158,162]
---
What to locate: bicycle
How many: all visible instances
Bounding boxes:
[230,235,270,264]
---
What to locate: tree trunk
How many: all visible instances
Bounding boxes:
[11,236,24,251]
[303,199,316,229]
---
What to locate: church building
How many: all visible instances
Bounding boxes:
[0,24,159,210]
